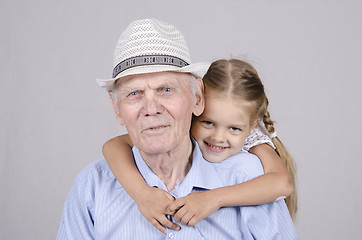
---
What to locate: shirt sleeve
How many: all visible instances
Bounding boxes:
[56,171,95,240]
[243,122,275,152]
[232,154,299,239]
[243,200,299,239]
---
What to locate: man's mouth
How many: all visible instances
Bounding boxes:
[142,125,169,132]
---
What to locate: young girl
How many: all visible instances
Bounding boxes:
[103,59,297,234]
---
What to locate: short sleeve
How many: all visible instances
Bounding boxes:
[243,121,275,152]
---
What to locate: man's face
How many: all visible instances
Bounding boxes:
[112,72,203,155]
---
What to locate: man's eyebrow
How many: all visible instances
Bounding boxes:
[154,83,175,89]
[118,88,141,95]
[154,80,180,88]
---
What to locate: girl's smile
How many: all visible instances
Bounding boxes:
[205,141,229,153]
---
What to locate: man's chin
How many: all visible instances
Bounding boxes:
[139,149,172,157]
[135,133,190,156]
[136,140,169,153]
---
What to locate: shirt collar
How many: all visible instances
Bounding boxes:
[115,140,224,195]
[179,141,224,194]
[115,147,166,189]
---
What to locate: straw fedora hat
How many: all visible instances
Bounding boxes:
[97,19,210,91]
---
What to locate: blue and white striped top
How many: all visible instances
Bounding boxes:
[57,142,299,239]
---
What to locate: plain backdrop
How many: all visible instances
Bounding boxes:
[1,0,362,239]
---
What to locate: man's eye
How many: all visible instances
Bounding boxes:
[127,91,142,98]
[159,87,173,93]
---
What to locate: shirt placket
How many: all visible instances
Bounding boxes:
[166,228,176,239]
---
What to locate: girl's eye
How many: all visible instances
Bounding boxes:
[201,121,214,127]
[230,127,241,133]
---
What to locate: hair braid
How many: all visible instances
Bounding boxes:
[263,111,275,134]
[263,110,297,220]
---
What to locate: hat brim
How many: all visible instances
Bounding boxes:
[96,62,210,91]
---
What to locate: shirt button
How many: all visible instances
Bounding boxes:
[168,232,175,239]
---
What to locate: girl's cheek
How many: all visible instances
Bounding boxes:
[191,125,204,142]
[190,122,199,135]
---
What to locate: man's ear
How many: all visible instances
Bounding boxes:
[108,92,125,125]
[192,77,205,117]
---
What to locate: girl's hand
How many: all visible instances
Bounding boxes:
[168,191,220,226]
[135,186,180,234]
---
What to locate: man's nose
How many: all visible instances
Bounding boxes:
[141,93,164,116]
[210,128,226,142]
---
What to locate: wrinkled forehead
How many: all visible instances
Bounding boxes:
[114,71,192,90]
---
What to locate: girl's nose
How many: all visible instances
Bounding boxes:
[211,128,226,142]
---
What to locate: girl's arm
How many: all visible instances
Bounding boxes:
[169,143,294,226]
[103,135,180,234]
[216,143,294,206]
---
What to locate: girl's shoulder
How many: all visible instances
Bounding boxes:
[244,123,275,151]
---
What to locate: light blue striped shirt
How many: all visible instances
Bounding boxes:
[57,142,298,239]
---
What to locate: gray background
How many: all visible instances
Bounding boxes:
[1,0,362,239]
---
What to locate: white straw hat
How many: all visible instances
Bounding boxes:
[97,19,210,91]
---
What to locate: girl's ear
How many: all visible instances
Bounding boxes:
[192,77,205,116]
[252,118,261,129]
[108,92,125,125]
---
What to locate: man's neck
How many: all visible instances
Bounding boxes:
[140,138,194,192]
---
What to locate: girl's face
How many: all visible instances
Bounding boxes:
[191,88,256,163]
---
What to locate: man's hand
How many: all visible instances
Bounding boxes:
[168,191,221,226]
[135,186,180,234]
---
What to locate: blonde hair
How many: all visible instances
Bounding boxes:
[203,59,297,220]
